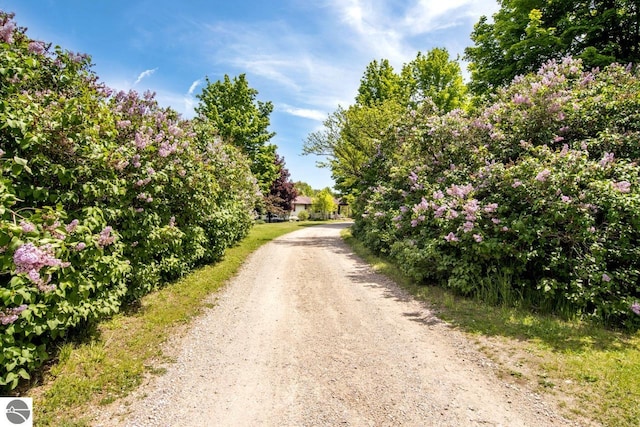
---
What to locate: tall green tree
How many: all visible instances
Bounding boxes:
[312,188,337,220]
[465,0,640,96]
[303,100,404,195]
[401,48,468,112]
[303,48,466,197]
[293,181,315,197]
[355,59,405,107]
[195,74,278,192]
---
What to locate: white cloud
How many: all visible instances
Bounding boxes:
[187,79,202,95]
[134,68,158,85]
[280,105,327,121]
[403,0,500,34]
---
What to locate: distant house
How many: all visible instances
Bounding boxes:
[291,196,312,215]
[291,195,351,219]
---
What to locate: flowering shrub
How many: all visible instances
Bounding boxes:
[354,57,640,329]
[0,11,259,389]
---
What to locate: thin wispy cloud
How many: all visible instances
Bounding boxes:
[188,79,202,95]
[280,105,327,121]
[134,68,158,85]
[4,0,500,189]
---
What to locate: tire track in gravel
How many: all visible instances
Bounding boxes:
[96,222,574,427]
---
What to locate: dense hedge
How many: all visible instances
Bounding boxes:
[0,12,258,389]
[354,58,640,329]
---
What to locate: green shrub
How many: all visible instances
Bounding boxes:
[0,11,259,390]
[355,58,640,329]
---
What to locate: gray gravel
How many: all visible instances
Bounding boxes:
[94,222,575,426]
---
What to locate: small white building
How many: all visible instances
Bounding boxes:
[291,196,313,215]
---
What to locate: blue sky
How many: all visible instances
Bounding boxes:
[2,0,499,190]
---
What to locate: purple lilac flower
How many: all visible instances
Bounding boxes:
[434,206,447,218]
[463,221,475,233]
[492,218,501,224]
[135,132,149,150]
[599,152,615,167]
[447,184,474,198]
[561,195,572,203]
[413,198,429,214]
[512,94,531,105]
[114,160,129,171]
[631,302,640,315]
[512,180,523,188]
[0,148,4,157]
[484,203,498,213]
[602,273,611,282]
[446,209,459,220]
[0,20,16,44]
[20,221,37,233]
[463,200,480,221]
[65,219,79,233]
[13,243,66,274]
[612,181,631,193]
[0,305,27,325]
[473,234,483,243]
[536,169,551,182]
[75,242,86,251]
[444,232,459,242]
[97,226,115,248]
[28,41,45,54]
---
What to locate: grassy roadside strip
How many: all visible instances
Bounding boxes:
[341,228,640,427]
[28,221,316,426]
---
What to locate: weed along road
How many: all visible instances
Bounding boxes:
[97,222,572,426]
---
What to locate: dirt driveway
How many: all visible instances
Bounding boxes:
[96,222,573,426]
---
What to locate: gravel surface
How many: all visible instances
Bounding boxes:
[95,222,575,426]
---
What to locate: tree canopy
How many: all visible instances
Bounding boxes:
[401,48,467,112]
[465,0,640,96]
[195,74,279,192]
[355,59,404,107]
[312,188,337,220]
[303,48,465,198]
[264,154,298,220]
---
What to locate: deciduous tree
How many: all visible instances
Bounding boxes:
[263,155,297,222]
[465,0,640,96]
[195,74,279,192]
[312,188,337,220]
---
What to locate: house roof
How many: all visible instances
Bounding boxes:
[293,196,312,205]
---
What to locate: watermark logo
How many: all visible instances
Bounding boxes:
[0,398,32,427]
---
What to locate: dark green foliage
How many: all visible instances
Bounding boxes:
[0,12,259,390]
[354,58,640,329]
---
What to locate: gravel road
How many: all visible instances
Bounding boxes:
[96,222,573,426]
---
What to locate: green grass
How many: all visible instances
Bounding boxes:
[28,221,317,426]
[341,228,640,427]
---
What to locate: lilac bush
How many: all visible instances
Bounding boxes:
[0,11,258,389]
[355,57,640,328]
